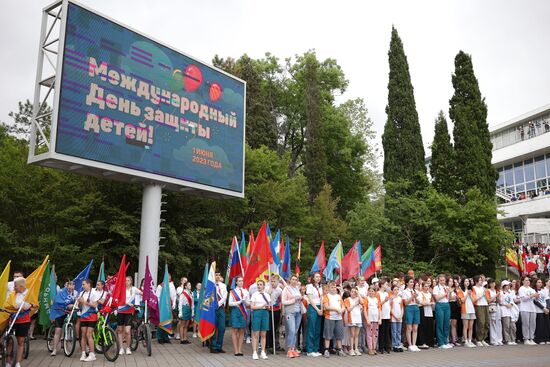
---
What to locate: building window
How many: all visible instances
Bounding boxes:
[535,155,546,179]
[514,162,524,184]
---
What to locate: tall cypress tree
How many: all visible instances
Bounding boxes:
[430,111,455,196]
[303,54,327,202]
[449,51,497,199]
[382,26,427,192]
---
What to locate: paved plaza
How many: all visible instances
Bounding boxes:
[22,331,550,367]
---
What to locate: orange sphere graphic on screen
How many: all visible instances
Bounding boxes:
[209,83,223,102]
[183,64,202,92]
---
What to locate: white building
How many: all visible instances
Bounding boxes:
[491,104,550,243]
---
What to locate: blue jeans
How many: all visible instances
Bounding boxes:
[391,321,402,347]
[306,304,321,353]
[285,311,302,349]
[212,307,225,350]
[435,302,450,346]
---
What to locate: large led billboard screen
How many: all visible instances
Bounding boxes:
[51,2,245,196]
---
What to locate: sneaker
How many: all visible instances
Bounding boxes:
[482,341,490,347]
[348,349,356,356]
[306,352,317,357]
[246,337,251,344]
[324,350,330,358]
[175,333,180,340]
[465,341,475,348]
[126,348,132,355]
[260,351,268,360]
[15,364,21,367]
[80,352,87,361]
[438,345,451,349]
[252,352,259,360]
[476,341,483,347]
[412,345,421,352]
[292,350,301,357]
[355,349,362,356]
[446,343,454,348]
[50,350,57,356]
[287,350,295,358]
[84,353,96,362]
[418,344,429,349]
[119,348,125,355]
[337,349,347,357]
[193,333,197,338]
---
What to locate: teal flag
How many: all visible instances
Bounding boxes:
[38,261,52,327]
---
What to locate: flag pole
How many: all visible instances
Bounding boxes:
[268,265,276,356]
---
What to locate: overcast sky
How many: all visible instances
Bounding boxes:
[2,0,550,156]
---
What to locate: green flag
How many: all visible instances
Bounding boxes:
[97,260,105,283]
[194,263,209,325]
[38,261,52,327]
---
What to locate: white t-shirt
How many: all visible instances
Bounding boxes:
[250,291,271,308]
[79,289,104,319]
[346,297,362,324]
[432,284,449,303]
[379,291,391,319]
[535,289,547,314]
[366,296,380,322]
[518,286,537,313]
[417,291,433,317]
[357,284,368,299]
[473,286,488,306]
[390,296,403,321]
[323,293,343,320]
[306,284,323,305]
[500,291,514,318]
[229,287,250,308]
[402,288,417,305]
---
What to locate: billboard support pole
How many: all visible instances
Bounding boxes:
[138,184,163,285]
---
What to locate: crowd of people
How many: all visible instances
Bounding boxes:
[510,242,550,277]
[3,268,550,366]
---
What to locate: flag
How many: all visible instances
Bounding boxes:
[243,222,271,288]
[228,237,244,288]
[73,260,93,294]
[158,264,173,334]
[341,241,360,280]
[269,229,281,274]
[357,241,363,276]
[295,239,302,275]
[49,267,57,308]
[49,260,92,320]
[1,256,49,330]
[246,230,255,261]
[0,261,11,308]
[198,262,218,341]
[310,241,326,275]
[323,241,343,281]
[281,236,291,280]
[143,256,159,325]
[225,236,238,286]
[194,263,208,325]
[505,248,519,269]
[97,259,105,283]
[239,232,248,272]
[38,260,52,327]
[374,245,382,271]
[110,256,127,309]
[361,244,376,279]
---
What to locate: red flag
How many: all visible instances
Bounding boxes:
[374,245,382,271]
[110,255,127,308]
[341,241,360,280]
[244,223,270,288]
[310,241,326,274]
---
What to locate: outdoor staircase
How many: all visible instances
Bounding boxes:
[496,187,513,202]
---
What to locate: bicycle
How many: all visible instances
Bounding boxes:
[0,303,25,367]
[129,303,152,356]
[45,305,77,357]
[92,311,119,362]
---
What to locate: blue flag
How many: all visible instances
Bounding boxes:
[323,241,343,281]
[74,260,93,294]
[281,236,291,280]
[198,262,218,341]
[50,260,92,320]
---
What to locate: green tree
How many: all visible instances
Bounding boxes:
[449,51,497,199]
[382,26,427,192]
[430,111,455,196]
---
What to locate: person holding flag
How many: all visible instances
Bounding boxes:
[266,273,283,353]
[228,275,249,356]
[49,280,77,356]
[117,276,141,355]
[192,282,202,338]
[211,273,228,353]
[250,279,271,360]
[77,279,105,362]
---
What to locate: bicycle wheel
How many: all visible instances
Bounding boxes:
[1,335,18,367]
[140,324,152,357]
[62,323,76,357]
[102,326,120,362]
[130,326,139,351]
[46,325,55,353]
[23,336,29,359]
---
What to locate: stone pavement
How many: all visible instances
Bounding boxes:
[22,331,550,367]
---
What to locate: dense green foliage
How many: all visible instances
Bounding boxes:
[450,51,497,200]
[430,111,455,196]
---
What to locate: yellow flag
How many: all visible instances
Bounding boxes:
[0,260,11,307]
[0,256,49,331]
